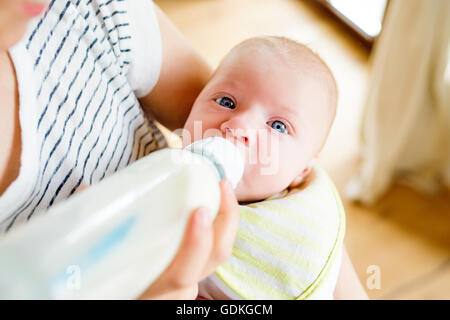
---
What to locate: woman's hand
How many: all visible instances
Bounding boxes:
[139,179,240,300]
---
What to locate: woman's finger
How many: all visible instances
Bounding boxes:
[201,179,239,278]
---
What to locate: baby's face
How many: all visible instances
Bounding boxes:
[183,46,333,202]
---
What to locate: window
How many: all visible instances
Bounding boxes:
[314,0,388,45]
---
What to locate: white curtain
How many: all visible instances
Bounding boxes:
[347,0,450,204]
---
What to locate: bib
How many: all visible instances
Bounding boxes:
[213,166,346,299]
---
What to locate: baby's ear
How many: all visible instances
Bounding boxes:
[288,155,319,189]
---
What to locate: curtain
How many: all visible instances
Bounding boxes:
[347,0,450,204]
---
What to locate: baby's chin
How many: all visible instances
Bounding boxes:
[234,179,282,203]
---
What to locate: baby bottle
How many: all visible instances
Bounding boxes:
[0,137,244,299]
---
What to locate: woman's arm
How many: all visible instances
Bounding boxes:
[138,4,212,131]
[334,246,369,300]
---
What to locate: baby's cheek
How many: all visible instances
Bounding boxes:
[182,116,215,147]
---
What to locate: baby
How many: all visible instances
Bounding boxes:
[181,36,342,299]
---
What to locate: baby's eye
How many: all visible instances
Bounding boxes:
[268,120,288,134]
[215,96,236,109]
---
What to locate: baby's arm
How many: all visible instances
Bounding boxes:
[333,246,369,299]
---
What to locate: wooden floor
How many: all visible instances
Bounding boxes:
[155,0,450,299]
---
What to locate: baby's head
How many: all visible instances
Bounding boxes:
[183,36,338,202]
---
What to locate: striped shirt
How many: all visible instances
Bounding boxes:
[0,0,166,233]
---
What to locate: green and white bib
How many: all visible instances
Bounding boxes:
[199,167,346,300]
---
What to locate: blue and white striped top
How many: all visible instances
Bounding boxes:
[0,0,166,233]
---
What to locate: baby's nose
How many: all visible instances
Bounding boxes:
[220,121,251,147]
